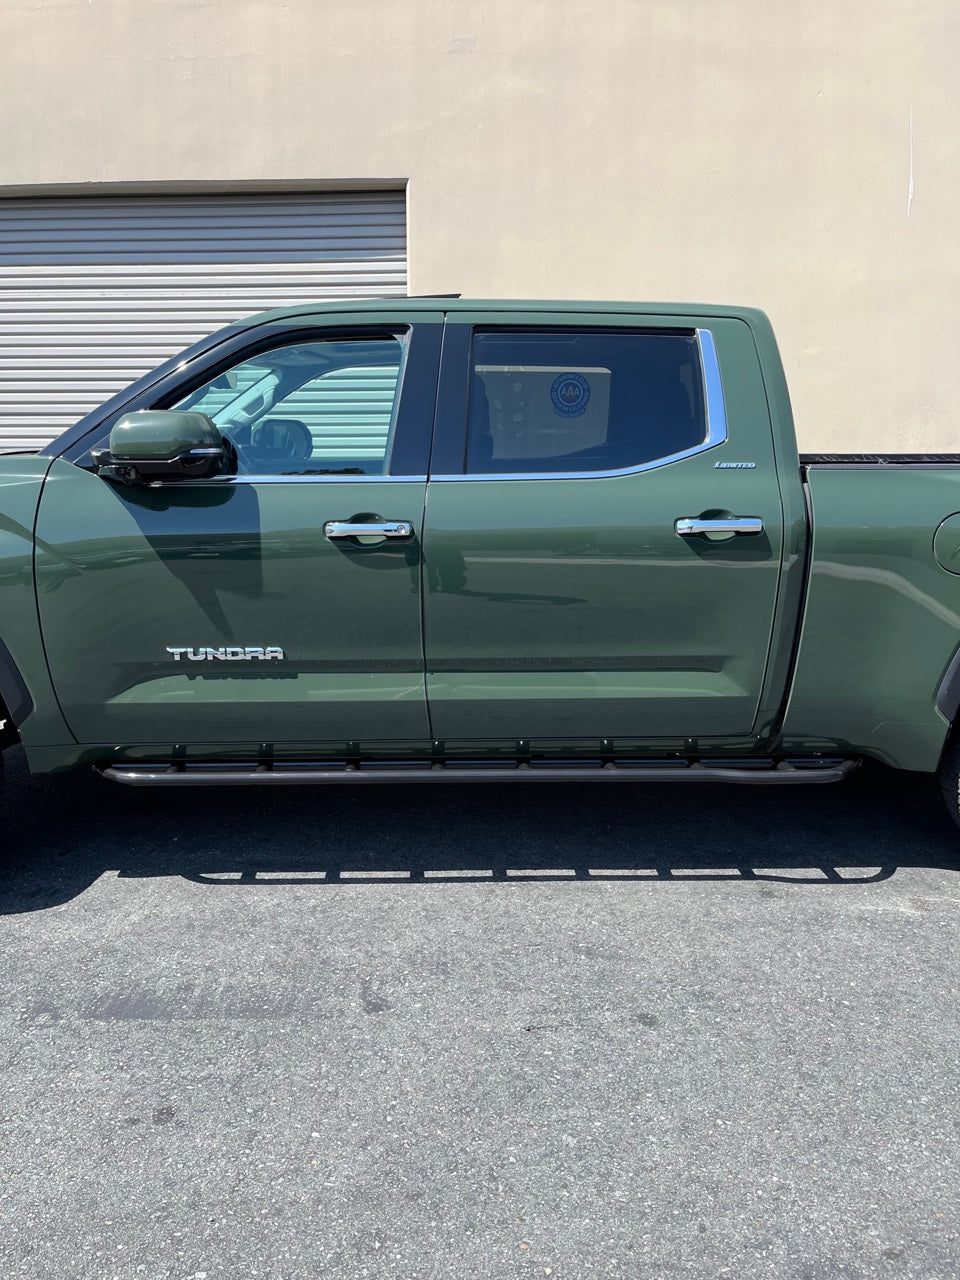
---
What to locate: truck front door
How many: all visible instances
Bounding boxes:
[421,313,785,750]
[35,314,441,750]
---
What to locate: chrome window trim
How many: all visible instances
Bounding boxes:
[696,328,727,445]
[434,325,727,482]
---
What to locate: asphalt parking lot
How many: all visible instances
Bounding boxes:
[2,746,960,1280]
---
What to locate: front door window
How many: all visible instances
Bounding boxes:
[170,335,406,476]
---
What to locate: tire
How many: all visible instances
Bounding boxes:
[937,731,960,828]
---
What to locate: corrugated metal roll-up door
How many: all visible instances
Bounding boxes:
[0,191,407,451]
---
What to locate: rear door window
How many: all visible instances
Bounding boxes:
[465,329,707,475]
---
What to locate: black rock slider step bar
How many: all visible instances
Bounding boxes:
[99,758,858,787]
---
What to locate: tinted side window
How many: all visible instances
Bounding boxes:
[466,329,706,475]
[171,336,406,475]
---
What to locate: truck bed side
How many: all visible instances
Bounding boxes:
[782,463,960,770]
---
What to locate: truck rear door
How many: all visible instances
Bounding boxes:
[421,312,784,747]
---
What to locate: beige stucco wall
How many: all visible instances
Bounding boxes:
[2,0,958,451]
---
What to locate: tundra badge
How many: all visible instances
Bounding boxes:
[166,647,285,661]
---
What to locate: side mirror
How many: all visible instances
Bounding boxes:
[93,411,227,485]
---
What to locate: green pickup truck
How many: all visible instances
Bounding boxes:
[4,299,960,824]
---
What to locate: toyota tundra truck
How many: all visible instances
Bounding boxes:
[4,299,960,825]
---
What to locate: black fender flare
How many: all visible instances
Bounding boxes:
[0,634,32,735]
[937,643,960,725]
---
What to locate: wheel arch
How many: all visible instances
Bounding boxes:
[0,635,32,748]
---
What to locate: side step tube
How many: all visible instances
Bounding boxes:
[99,759,858,787]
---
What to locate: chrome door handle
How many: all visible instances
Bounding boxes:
[323,520,414,539]
[675,517,764,536]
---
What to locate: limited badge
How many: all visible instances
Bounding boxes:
[550,372,591,418]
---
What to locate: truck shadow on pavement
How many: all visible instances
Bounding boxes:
[1,746,958,913]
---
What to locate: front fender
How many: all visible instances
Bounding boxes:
[0,455,75,758]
